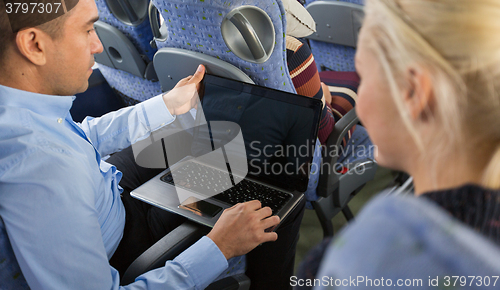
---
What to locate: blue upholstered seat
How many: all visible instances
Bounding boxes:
[304,0,364,72]
[152,0,296,94]
[95,0,162,105]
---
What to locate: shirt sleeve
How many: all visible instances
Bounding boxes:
[0,147,227,290]
[126,236,229,290]
[78,94,176,157]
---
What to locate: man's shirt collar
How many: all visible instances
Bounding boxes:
[0,84,76,121]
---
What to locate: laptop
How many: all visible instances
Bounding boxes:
[131,74,322,229]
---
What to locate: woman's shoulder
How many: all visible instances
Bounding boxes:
[346,192,500,252]
[314,192,500,288]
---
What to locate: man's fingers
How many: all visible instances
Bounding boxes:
[189,83,200,104]
[255,206,273,219]
[244,200,262,211]
[188,64,205,85]
[180,75,193,83]
[223,201,246,214]
[226,203,239,210]
[261,215,280,229]
[180,83,197,102]
[190,95,198,110]
[260,231,278,243]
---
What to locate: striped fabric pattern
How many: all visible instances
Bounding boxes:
[423,184,500,246]
[286,36,360,146]
[319,70,360,146]
[286,36,322,99]
[286,36,334,145]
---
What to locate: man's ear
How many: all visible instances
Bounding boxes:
[404,66,434,121]
[15,28,51,66]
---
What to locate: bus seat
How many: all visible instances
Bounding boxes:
[123,0,296,285]
[149,0,377,239]
[299,0,376,235]
[302,68,377,237]
[312,109,378,238]
[304,0,364,72]
[94,0,162,105]
[151,0,296,93]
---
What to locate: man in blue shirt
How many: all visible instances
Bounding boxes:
[0,0,281,288]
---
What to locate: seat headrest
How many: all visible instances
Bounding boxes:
[151,0,296,93]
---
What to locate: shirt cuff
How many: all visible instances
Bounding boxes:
[141,93,176,131]
[174,236,228,289]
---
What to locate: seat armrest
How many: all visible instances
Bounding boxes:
[317,109,358,197]
[335,159,377,207]
[121,221,208,285]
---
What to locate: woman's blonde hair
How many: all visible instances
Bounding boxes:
[363,0,500,188]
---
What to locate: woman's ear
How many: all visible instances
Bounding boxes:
[15,28,49,66]
[404,66,434,121]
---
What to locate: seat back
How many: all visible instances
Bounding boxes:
[304,0,364,71]
[151,0,296,93]
[312,109,377,237]
[148,0,377,240]
[94,0,162,104]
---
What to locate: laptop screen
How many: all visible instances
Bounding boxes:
[198,74,322,192]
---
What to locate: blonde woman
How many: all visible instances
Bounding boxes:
[296,0,500,288]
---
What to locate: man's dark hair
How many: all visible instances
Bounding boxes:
[0,0,79,65]
[0,1,15,64]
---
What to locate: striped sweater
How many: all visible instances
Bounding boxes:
[285,36,359,146]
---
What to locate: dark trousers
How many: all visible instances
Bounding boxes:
[108,147,187,276]
[246,198,305,290]
[108,146,305,290]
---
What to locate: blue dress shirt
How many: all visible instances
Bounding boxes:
[0,84,228,289]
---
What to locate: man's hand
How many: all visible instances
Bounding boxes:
[162,64,206,116]
[206,200,280,260]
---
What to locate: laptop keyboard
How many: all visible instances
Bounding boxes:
[160,162,292,215]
